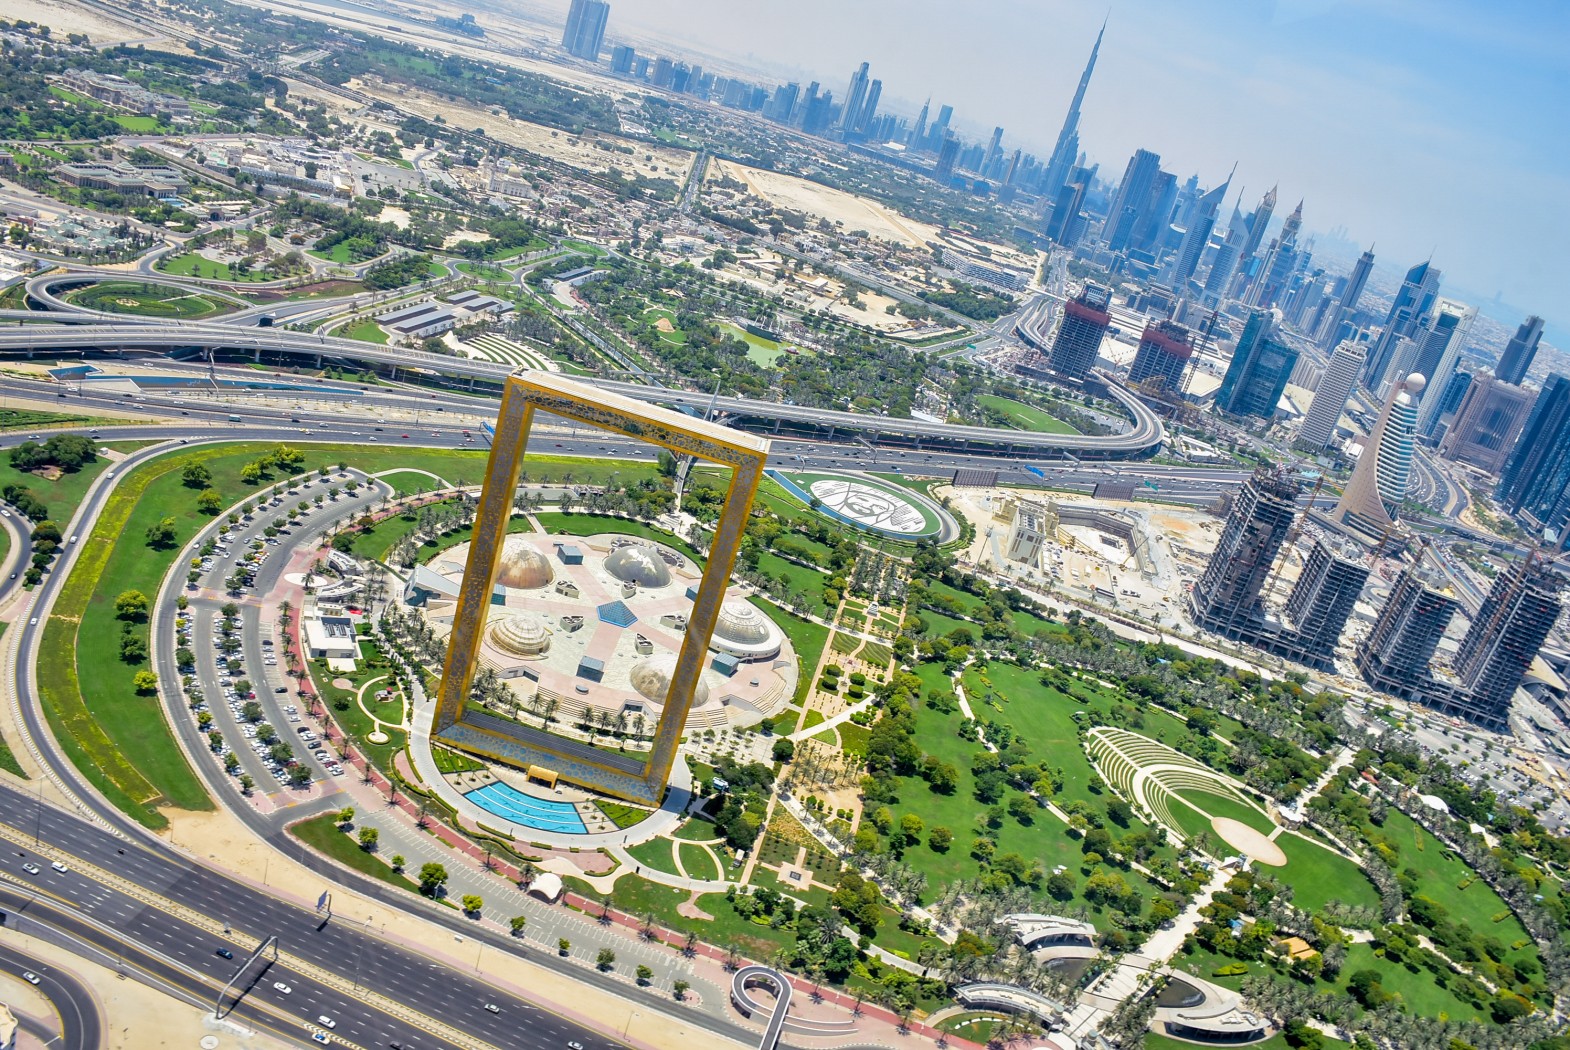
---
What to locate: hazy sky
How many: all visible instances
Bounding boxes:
[594,0,1566,326]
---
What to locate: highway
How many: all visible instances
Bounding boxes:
[0,314,1167,456]
[0,940,100,1050]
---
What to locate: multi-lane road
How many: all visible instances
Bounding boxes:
[0,940,100,1050]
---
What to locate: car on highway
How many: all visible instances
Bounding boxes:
[21,971,39,985]
[21,862,39,875]
[216,948,234,959]
[317,1015,337,1029]
[484,1003,500,1013]
[51,861,68,873]
[274,981,293,994]
[568,1042,584,1049]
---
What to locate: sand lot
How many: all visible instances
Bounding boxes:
[379,81,693,182]
[5,0,163,46]
[708,158,942,248]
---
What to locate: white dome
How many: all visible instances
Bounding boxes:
[629,652,709,706]
[604,544,671,588]
[496,538,554,589]
[1403,373,1427,394]
[714,599,771,645]
[488,613,551,656]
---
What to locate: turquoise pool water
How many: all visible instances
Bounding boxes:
[465,782,588,834]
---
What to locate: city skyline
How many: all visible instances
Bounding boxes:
[565,0,1567,335]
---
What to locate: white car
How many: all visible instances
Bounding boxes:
[317,1016,336,1029]
[274,981,292,994]
[51,861,68,873]
[21,971,39,985]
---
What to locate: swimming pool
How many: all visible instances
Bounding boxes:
[465,782,588,834]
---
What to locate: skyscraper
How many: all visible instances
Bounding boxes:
[1127,320,1193,394]
[1041,20,1104,207]
[1299,339,1367,450]
[1281,537,1370,669]
[1317,246,1375,349]
[1045,283,1112,382]
[1103,148,1161,253]
[840,63,870,134]
[1439,373,1536,475]
[1238,186,1277,265]
[932,134,960,184]
[1357,563,1461,700]
[1044,172,1089,247]
[561,0,609,60]
[1497,315,1545,386]
[609,44,635,75]
[857,79,882,134]
[982,126,1004,175]
[1214,311,1298,419]
[1245,199,1302,308]
[1189,467,1301,637]
[1364,260,1442,390]
[909,98,930,148]
[1498,374,1570,539]
[1451,557,1563,725]
[1334,373,1425,533]
[1171,168,1232,285]
[1411,298,1477,438]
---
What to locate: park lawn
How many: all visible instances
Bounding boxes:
[881,664,1150,921]
[625,836,683,876]
[1170,789,1276,836]
[0,440,142,525]
[678,842,724,882]
[673,817,719,841]
[432,746,486,774]
[974,394,1079,435]
[157,254,274,283]
[113,114,165,132]
[1332,942,1485,1022]
[1273,832,1382,913]
[289,812,419,893]
[308,242,360,264]
[343,320,389,344]
[313,646,406,773]
[757,597,827,705]
[1170,941,1257,989]
[912,608,975,641]
[836,722,868,755]
[64,281,235,321]
[1377,809,1537,965]
[753,551,830,616]
[580,874,797,960]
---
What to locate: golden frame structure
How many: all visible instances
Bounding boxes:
[433,372,770,804]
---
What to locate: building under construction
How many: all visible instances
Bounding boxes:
[1358,554,1563,731]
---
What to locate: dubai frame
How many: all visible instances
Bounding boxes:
[433,372,770,804]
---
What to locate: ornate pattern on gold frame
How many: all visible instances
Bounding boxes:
[433,373,769,804]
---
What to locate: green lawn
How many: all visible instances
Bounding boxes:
[315,645,406,773]
[532,511,696,558]
[673,817,719,841]
[1333,942,1485,1021]
[113,114,165,132]
[289,812,419,892]
[757,597,827,705]
[0,409,98,431]
[342,320,389,344]
[0,439,143,525]
[678,841,724,881]
[63,281,237,321]
[625,836,682,876]
[156,254,274,283]
[974,393,1080,435]
[432,746,486,774]
[309,242,361,264]
[754,550,830,616]
[1273,832,1382,913]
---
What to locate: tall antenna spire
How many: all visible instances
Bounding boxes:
[1041,20,1106,204]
